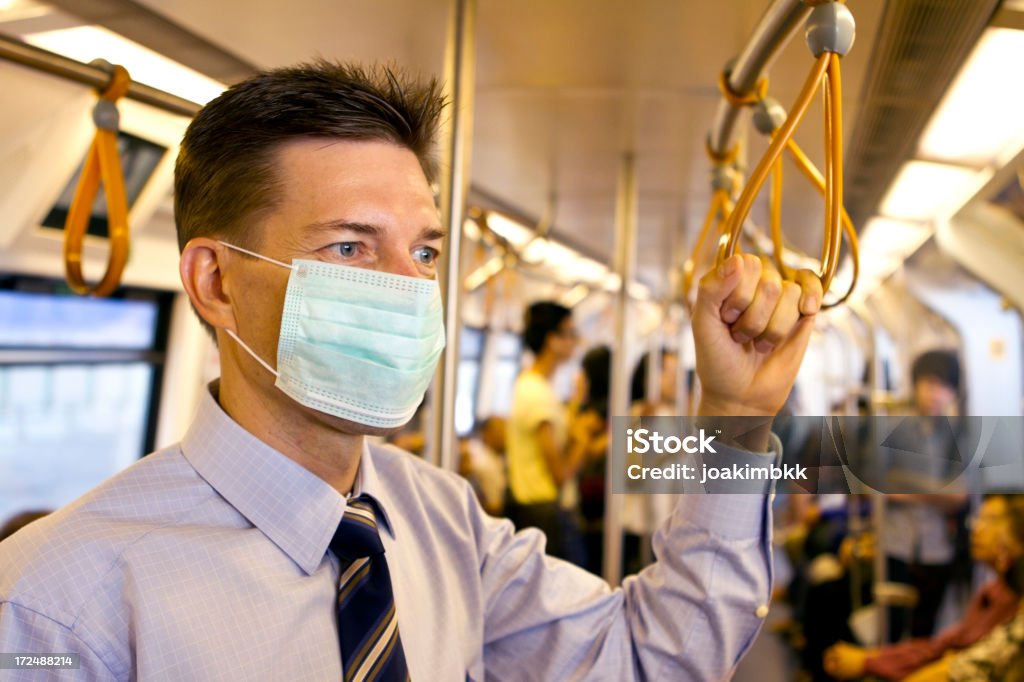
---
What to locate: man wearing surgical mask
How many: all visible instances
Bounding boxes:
[0,61,823,681]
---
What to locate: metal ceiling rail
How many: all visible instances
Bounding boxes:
[0,33,202,118]
[707,0,812,158]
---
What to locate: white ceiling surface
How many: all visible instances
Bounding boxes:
[137,0,883,295]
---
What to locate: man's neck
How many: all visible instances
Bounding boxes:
[531,352,560,379]
[218,367,363,496]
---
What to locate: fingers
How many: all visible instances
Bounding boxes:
[695,253,746,312]
[793,268,823,316]
[729,257,782,344]
[698,256,824,354]
[719,254,763,325]
[751,281,801,352]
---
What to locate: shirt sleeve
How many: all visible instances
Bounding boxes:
[0,601,118,682]
[477,442,776,681]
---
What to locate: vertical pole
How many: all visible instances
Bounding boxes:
[603,153,638,585]
[429,0,476,470]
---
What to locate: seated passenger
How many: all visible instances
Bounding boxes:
[825,494,1024,680]
[458,416,507,516]
[0,61,822,680]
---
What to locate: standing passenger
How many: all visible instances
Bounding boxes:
[506,301,594,566]
[883,350,969,638]
[0,60,822,681]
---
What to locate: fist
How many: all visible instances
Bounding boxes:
[693,254,823,418]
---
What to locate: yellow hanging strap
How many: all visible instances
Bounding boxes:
[64,63,132,297]
[718,52,829,266]
[785,137,859,308]
[682,138,742,305]
[683,185,734,303]
[717,1,856,306]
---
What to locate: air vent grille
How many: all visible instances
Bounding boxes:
[844,0,1001,228]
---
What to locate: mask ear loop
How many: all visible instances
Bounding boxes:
[218,241,295,270]
[217,241,290,377]
[224,328,279,377]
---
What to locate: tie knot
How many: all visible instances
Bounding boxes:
[330,496,385,561]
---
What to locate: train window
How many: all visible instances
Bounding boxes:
[0,277,172,523]
[41,131,167,239]
[475,330,523,421]
[455,327,485,435]
[0,290,157,349]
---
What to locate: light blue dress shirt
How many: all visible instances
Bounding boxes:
[1,385,776,680]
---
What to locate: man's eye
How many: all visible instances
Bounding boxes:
[414,247,439,265]
[334,242,359,258]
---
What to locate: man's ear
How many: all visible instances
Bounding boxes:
[180,238,236,332]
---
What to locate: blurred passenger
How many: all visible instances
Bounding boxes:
[459,416,507,516]
[507,301,594,566]
[0,511,51,543]
[826,494,1023,680]
[888,495,1024,682]
[882,350,969,639]
[576,346,612,574]
[629,349,683,417]
[621,350,684,575]
[786,496,874,681]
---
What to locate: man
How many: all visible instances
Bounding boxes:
[506,301,592,565]
[0,61,822,680]
[882,350,969,639]
[825,494,1023,679]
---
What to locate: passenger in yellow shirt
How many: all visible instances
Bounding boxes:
[506,301,601,566]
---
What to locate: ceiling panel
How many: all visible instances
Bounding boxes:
[111,0,885,296]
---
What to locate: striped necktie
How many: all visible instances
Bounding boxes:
[330,495,410,682]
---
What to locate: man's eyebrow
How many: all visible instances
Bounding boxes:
[305,220,384,237]
[420,227,448,242]
[303,221,447,242]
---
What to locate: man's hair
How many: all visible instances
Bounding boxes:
[175,60,444,252]
[911,350,961,391]
[522,301,571,355]
[630,348,676,403]
[582,345,612,404]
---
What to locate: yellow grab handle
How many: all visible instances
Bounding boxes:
[63,64,131,297]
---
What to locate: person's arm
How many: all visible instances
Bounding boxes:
[902,656,951,682]
[478,255,822,679]
[536,411,599,486]
[0,601,119,681]
[477,452,776,680]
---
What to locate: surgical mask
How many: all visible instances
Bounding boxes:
[219,242,445,429]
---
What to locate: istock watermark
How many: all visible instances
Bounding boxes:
[609,416,1024,495]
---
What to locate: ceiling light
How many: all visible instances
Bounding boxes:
[521,238,549,263]
[567,257,609,285]
[918,28,1024,167]
[879,161,991,222]
[560,284,591,308]
[462,218,481,242]
[485,212,534,248]
[463,255,504,292]
[858,218,932,258]
[22,25,226,104]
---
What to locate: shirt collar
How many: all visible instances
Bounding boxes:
[180,383,395,575]
[353,439,396,538]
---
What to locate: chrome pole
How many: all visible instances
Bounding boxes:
[429,0,476,470]
[707,0,811,157]
[603,153,638,585]
[0,33,201,117]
